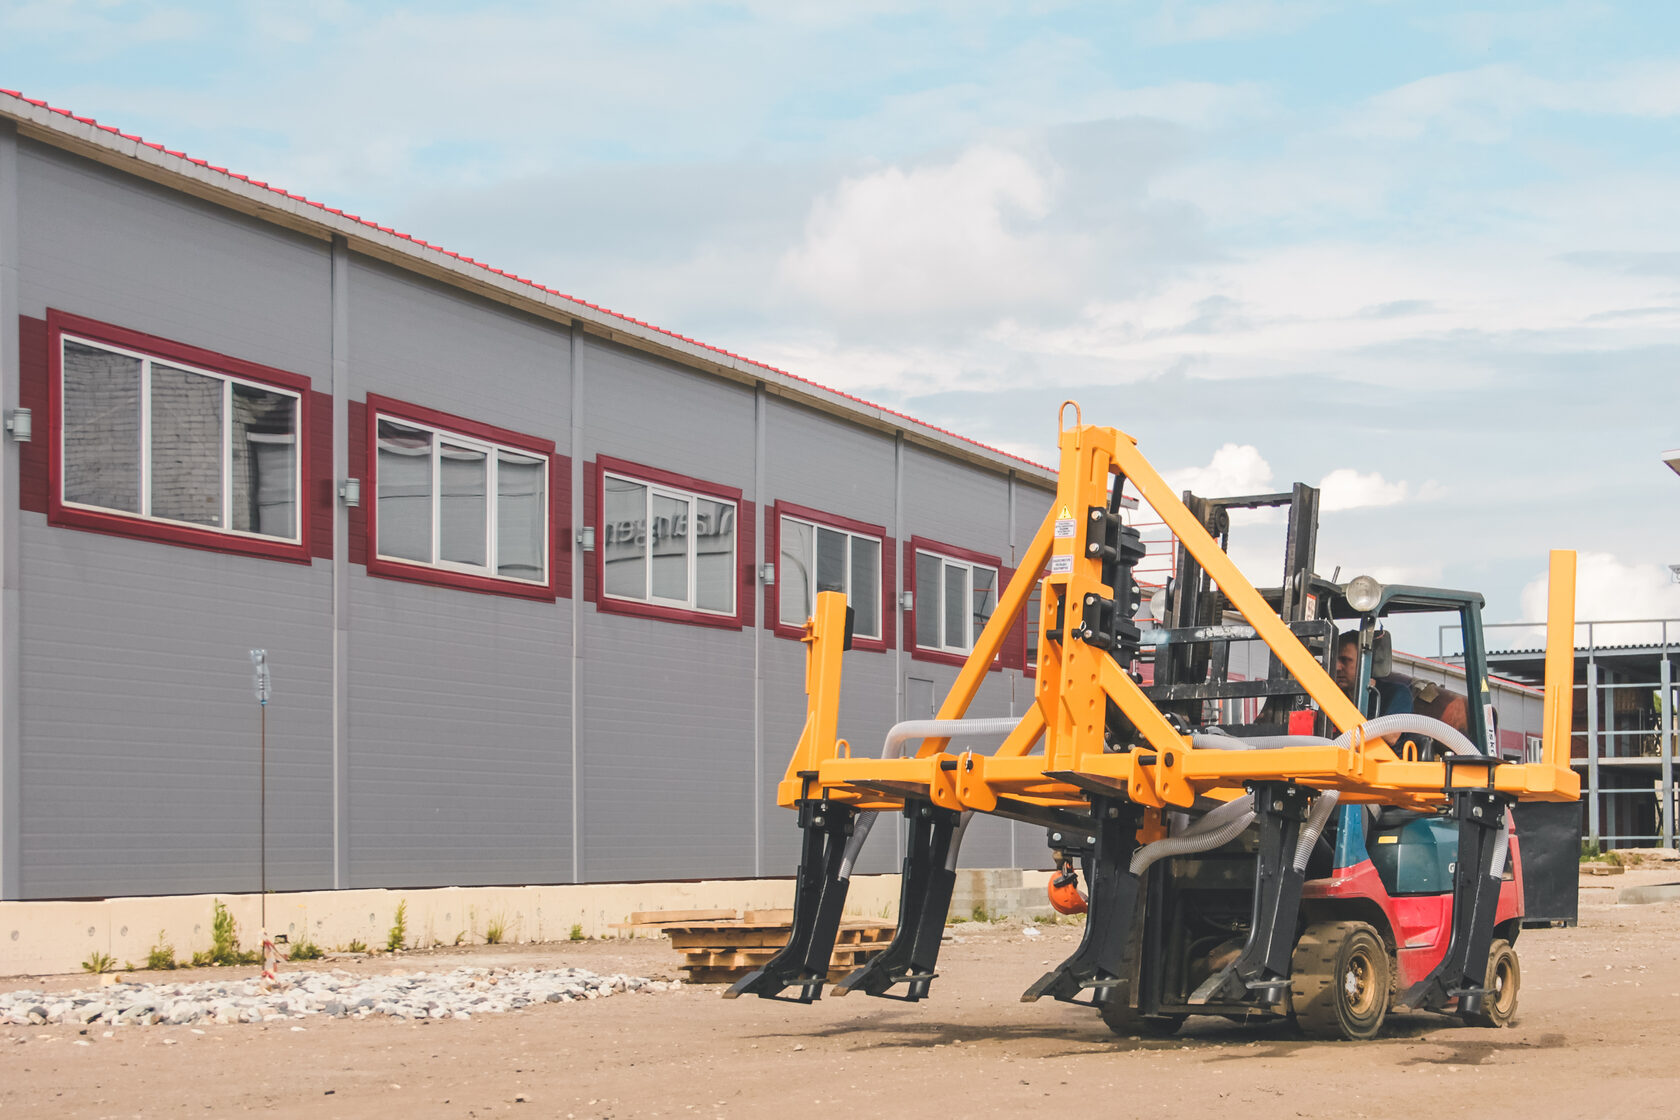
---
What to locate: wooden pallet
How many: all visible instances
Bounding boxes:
[640,912,896,985]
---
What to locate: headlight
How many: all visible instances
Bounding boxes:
[1345,574,1384,614]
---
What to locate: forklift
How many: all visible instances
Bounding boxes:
[727,406,1580,1041]
[1089,484,1580,1038]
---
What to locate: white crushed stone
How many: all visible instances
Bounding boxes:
[0,966,673,1027]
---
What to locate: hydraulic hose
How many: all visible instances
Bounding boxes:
[1128,793,1255,876]
[1289,713,1497,872]
[836,718,1015,880]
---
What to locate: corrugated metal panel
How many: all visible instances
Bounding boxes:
[15,139,330,377]
[577,609,756,880]
[576,337,758,881]
[901,443,1010,559]
[17,523,334,897]
[763,396,897,527]
[346,253,570,436]
[345,573,571,887]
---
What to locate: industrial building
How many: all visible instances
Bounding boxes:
[0,91,1060,901]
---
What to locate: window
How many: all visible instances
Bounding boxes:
[602,471,737,616]
[49,312,311,561]
[372,407,550,589]
[1525,735,1544,764]
[915,548,998,655]
[778,514,883,640]
[1025,580,1043,670]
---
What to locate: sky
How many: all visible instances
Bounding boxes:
[3,0,1678,653]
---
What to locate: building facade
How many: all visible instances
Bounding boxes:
[0,93,1059,901]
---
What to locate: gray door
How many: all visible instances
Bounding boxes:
[908,677,936,720]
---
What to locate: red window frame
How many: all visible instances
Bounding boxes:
[590,454,752,631]
[364,393,562,601]
[904,536,1004,670]
[45,309,318,564]
[766,500,893,653]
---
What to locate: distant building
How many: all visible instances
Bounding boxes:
[0,92,1057,900]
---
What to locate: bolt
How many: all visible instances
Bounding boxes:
[1090,509,1102,521]
[1051,832,1064,843]
[1273,801,1283,812]
[1107,806,1119,818]
[812,816,825,827]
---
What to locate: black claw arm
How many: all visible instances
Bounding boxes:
[725,799,856,1003]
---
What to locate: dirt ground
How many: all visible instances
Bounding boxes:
[4,869,1679,1119]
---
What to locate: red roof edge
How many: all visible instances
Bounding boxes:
[0,88,1051,475]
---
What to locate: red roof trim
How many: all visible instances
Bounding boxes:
[0,87,1049,476]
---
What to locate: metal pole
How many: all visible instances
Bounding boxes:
[1663,650,1674,850]
[260,699,267,933]
[1587,651,1600,848]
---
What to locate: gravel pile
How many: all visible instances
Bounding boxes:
[0,966,671,1027]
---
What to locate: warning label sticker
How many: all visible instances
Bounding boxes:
[1049,555,1074,575]
[1053,518,1077,539]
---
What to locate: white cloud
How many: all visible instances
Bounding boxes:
[1317,468,1408,512]
[776,146,1076,319]
[1519,552,1680,643]
[1163,443,1274,497]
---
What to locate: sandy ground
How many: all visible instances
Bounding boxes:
[4,869,1679,1119]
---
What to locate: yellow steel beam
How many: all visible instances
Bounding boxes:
[919,516,1055,756]
[1541,549,1582,796]
[776,590,852,807]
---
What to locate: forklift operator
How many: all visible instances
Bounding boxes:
[1334,631,1414,717]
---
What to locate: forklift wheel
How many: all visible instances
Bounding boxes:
[1463,939,1520,1027]
[1291,921,1391,1041]
[1098,998,1185,1039]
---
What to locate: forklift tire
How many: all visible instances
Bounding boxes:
[1291,921,1391,1041]
[1462,939,1520,1028]
[1098,998,1185,1039]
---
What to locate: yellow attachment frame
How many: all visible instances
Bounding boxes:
[776,411,1580,820]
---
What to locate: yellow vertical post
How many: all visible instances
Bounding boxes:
[1541,550,1577,777]
[779,590,851,803]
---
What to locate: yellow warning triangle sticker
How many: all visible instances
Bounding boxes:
[1058,504,1072,519]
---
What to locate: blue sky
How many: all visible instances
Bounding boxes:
[4,1,1678,649]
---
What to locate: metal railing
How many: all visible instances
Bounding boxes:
[1437,618,1680,849]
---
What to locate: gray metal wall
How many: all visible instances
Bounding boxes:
[12,139,335,898]
[0,137,1058,900]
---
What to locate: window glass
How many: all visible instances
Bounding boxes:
[1026,583,1042,665]
[62,340,142,514]
[851,536,881,639]
[376,419,433,563]
[916,553,941,649]
[496,451,546,581]
[604,470,737,615]
[438,442,488,567]
[650,491,689,601]
[232,384,296,538]
[603,476,647,599]
[779,518,814,626]
[816,527,847,596]
[972,566,997,643]
[149,363,223,527]
[943,563,967,649]
[60,335,301,544]
[694,497,735,613]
